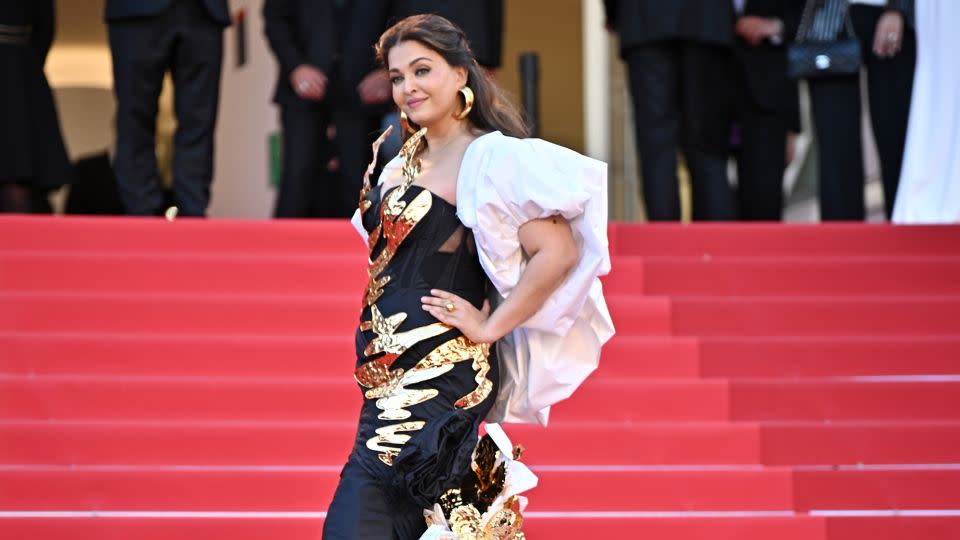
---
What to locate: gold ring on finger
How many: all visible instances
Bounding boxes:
[445,302,456,313]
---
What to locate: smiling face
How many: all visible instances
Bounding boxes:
[387,40,468,129]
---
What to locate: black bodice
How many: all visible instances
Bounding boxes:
[361,183,487,310]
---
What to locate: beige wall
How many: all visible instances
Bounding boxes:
[47,0,114,162]
[55,0,108,46]
[209,0,278,219]
[500,0,584,152]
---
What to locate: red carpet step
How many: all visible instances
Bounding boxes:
[0,252,367,295]
[610,223,960,257]
[0,217,365,255]
[4,420,958,467]
[3,515,957,540]
[3,467,959,512]
[0,516,833,540]
[2,216,959,539]
[6,375,960,422]
[606,256,960,296]
[697,337,960,378]
[6,333,960,380]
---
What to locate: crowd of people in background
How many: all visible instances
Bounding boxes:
[1,0,956,223]
[264,0,502,218]
[605,0,918,222]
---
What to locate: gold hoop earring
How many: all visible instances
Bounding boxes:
[399,111,418,134]
[455,86,474,120]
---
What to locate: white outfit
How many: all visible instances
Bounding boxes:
[892,0,960,224]
[352,131,615,426]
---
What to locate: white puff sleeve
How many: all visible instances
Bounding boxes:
[456,131,615,426]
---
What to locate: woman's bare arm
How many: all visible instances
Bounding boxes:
[422,215,578,343]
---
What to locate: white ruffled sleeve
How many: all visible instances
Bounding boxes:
[456,131,615,426]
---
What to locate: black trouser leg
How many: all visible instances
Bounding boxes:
[331,107,380,218]
[169,1,224,217]
[0,182,29,213]
[736,105,787,220]
[809,76,865,220]
[275,98,331,218]
[108,16,173,215]
[680,42,736,220]
[625,44,682,221]
[850,5,916,219]
[684,147,736,220]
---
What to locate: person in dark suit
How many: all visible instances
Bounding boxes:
[105,0,231,217]
[0,0,73,213]
[802,0,915,220]
[731,0,804,220]
[604,0,738,221]
[264,0,392,218]
[389,1,504,70]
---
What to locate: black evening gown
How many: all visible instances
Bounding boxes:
[322,175,500,539]
[0,0,73,190]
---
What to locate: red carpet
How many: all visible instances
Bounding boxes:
[2,215,959,539]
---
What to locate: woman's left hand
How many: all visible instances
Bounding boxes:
[873,10,904,58]
[422,289,494,344]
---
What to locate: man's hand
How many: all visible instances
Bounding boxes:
[290,64,328,101]
[357,69,391,105]
[736,16,784,46]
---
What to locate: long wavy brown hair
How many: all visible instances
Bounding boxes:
[376,14,530,142]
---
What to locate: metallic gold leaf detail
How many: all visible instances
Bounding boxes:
[359,128,428,309]
[355,305,450,388]
[367,223,381,252]
[440,489,465,518]
[362,187,432,308]
[513,444,525,462]
[362,335,493,463]
[366,420,426,465]
[464,435,506,511]
[483,496,525,539]
[375,388,439,420]
[449,504,483,539]
[358,128,393,215]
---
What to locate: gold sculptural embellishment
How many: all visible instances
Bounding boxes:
[364,188,432,307]
[366,336,492,419]
[358,127,394,215]
[355,304,450,389]
[361,128,431,308]
[431,435,527,539]
[365,421,426,466]
[360,332,493,464]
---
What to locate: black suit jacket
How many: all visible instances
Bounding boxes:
[263,0,390,106]
[735,0,804,116]
[105,0,231,26]
[603,0,735,56]
[388,1,504,68]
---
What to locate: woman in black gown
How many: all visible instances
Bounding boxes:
[0,0,73,213]
[322,14,590,540]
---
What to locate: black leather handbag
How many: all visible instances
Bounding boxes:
[787,0,862,79]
